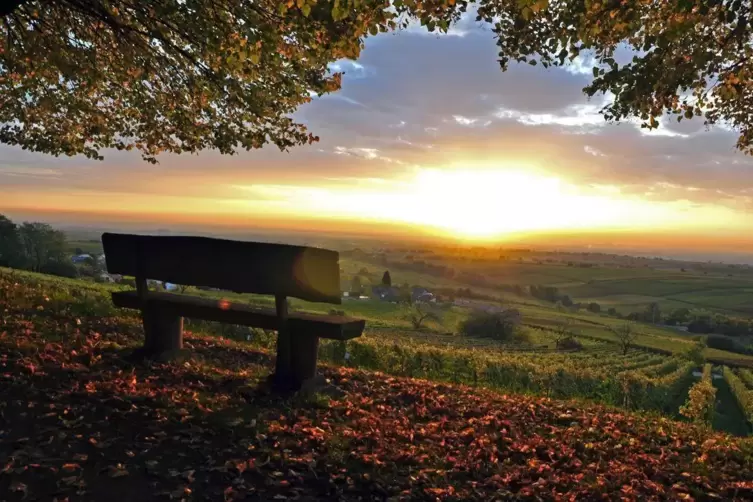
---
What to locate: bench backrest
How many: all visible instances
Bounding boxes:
[101,233,342,304]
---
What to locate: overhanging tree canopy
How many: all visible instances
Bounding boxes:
[0,0,751,163]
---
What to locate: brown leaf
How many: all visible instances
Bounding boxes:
[107,464,129,478]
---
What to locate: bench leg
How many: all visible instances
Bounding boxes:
[142,307,183,356]
[291,333,320,387]
[271,333,321,392]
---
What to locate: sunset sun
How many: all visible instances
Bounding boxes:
[227,165,743,241]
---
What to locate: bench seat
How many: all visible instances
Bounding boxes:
[112,290,365,341]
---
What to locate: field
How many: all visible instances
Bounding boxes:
[2,260,753,437]
[2,270,753,500]
[342,248,753,316]
[61,232,753,316]
[11,232,753,439]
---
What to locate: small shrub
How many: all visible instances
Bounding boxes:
[706,335,750,355]
[328,309,346,316]
[459,309,521,342]
[557,335,583,351]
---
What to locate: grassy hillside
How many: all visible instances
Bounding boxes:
[1,266,753,436]
[2,270,753,500]
[337,251,753,365]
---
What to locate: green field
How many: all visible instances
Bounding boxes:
[342,246,753,317]
[66,239,105,255]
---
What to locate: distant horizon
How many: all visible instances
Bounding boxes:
[4,207,753,267]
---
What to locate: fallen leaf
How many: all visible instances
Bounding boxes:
[107,464,129,478]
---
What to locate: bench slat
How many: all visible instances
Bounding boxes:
[112,291,364,341]
[102,233,342,304]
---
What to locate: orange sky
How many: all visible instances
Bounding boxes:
[3,163,751,252]
[2,15,753,253]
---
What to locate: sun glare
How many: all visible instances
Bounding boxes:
[228,165,744,241]
[14,164,743,242]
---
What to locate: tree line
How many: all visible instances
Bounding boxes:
[0,214,79,278]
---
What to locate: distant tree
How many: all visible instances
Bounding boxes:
[646,302,661,324]
[405,303,442,331]
[381,270,392,287]
[666,308,692,326]
[39,260,79,279]
[561,295,574,308]
[587,302,601,314]
[706,334,750,355]
[612,323,638,355]
[17,222,68,272]
[0,214,22,267]
[607,307,619,317]
[74,247,84,255]
[350,275,363,296]
[688,315,715,334]
[459,309,521,342]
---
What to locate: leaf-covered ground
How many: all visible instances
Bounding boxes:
[2,277,753,501]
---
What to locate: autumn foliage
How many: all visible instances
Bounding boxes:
[1,271,753,500]
[2,0,753,162]
[680,364,717,426]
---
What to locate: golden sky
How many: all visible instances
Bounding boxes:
[1,14,753,251]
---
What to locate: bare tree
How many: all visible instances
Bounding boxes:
[405,303,442,331]
[612,323,637,355]
[553,319,574,348]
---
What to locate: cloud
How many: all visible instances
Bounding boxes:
[327,60,373,79]
[1,16,753,228]
[0,166,62,179]
[584,145,607,157]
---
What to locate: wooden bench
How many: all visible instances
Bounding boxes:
[101,232,365,391]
